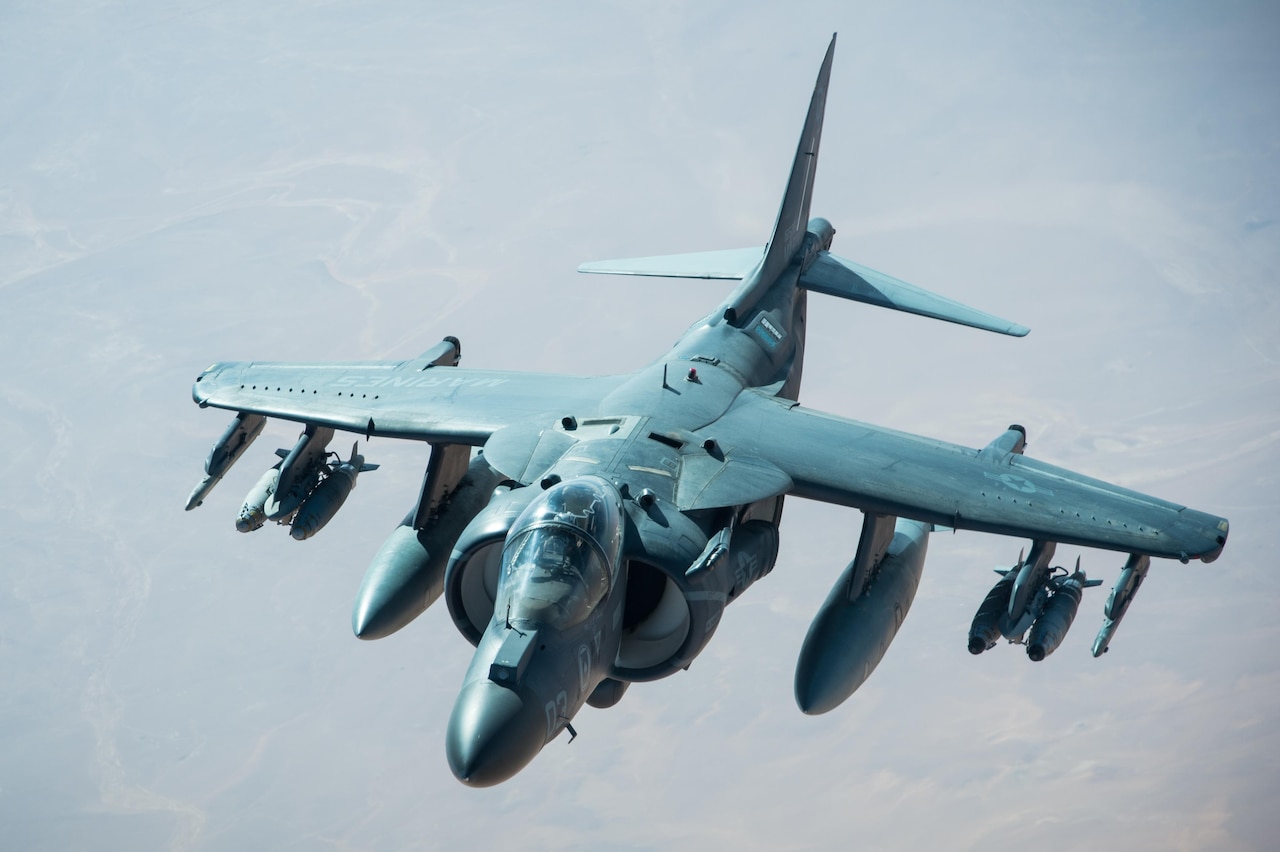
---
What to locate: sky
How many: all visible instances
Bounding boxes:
[1,1,1277,849]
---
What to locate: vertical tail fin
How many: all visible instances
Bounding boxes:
[724,34,835,321]
[578,37,838,322]
[759,33,835,285]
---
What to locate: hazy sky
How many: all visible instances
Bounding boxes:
[2,2,1277,850]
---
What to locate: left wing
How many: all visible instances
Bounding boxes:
[193,360,624,445]
[578,247,764,279]
[712,390,1228,562]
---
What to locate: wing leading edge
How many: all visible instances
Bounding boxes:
[713,390,1228,562]
[193,360,624,445]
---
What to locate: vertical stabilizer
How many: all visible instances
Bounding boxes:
[759,34,835,286]
[725,34,835,321]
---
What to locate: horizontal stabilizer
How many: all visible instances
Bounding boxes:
[578,247,764,280]
[800,252,1029,337]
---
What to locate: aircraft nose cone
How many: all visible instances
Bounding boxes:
[445,681,546,787]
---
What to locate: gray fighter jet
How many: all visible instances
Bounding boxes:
[188,35,1229,786]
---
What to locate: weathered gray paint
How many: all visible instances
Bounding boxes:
[188,35,1229,786]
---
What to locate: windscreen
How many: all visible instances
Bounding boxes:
[496,477,622,629]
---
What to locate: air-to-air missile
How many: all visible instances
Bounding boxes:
[794,516,930,714]
[186,411,266,510]
[1092,553,1151,656]
[968,550,1101,660]
[289,442,380,541]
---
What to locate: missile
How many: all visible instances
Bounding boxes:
[187,473,224,513]
[1009,539,1056,624]
[794,518,929,715]
[290,443,378,541]
[206,412,267,478]
[186,412,266,510]
[237,464,280,533]
[968,569,1017,654]
[265,425,334,521]
[1092,553,1150,656]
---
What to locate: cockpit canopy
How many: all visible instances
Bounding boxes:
[496,476,624,629]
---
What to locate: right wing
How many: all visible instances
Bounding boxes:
[193,360,624,445]
[712,390,1228,562]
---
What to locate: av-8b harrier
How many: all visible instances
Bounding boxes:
[188,35,1228,786]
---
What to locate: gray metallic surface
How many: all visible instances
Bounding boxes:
[1027,571,1086,661]
[445,477,627,786]
[352,454,506,640]
[799,252,1030,336]
[1010,541,1058,623]
[795,519,929,714]
[1092,553,1151,657]
[187,35,1231,785]
[709,394,1227,561]
[290,444,376,541]
[236,464,280,533]
[185,412,266,510]
[968,571,1017,655]
[266,425,334,522]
